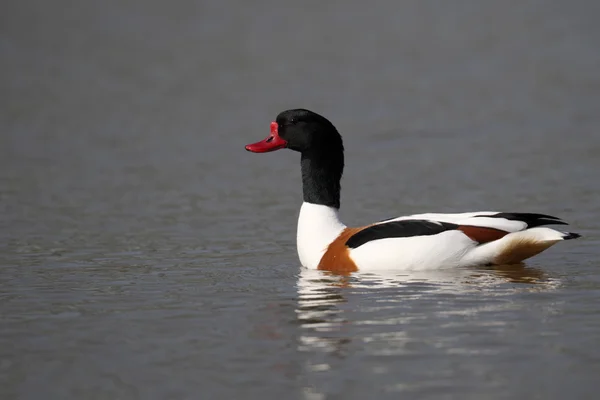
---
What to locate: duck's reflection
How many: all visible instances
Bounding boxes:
[295,263,557,356]
[295,272,350,356]
[472,263,546,283]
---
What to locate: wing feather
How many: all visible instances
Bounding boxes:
[346,220,458,249]
[367,212,569,246]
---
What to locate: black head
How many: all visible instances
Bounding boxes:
[275,109,343,153]
[245,109,343,155]
[245,109,345,208]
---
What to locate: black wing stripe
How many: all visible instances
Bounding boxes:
[346,220,458,249]
[475,212,568,228]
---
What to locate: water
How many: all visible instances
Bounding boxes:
[1,0,600,399]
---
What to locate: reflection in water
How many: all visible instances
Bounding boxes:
[295,264,560,393]
[295,273,350,357]
[297,263,553,300]
[472,263,546,284]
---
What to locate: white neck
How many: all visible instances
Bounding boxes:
[297,202,346,269]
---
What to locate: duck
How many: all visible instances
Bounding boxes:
[245,109,580,273]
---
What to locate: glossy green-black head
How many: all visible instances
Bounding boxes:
[245,109,345,208]
[245,109,343,155]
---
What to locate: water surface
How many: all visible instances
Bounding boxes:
[2,1,600,399]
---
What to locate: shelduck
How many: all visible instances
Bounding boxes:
[245,109,580,273]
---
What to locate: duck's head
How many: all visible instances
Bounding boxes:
[246,109,344,208]
[245,109,343,155]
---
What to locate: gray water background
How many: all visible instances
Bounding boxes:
[1,1,600,399]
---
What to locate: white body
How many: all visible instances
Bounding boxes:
[297,202,571,271]
[297,203,345,269]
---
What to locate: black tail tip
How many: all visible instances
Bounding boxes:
[563,232,581,240]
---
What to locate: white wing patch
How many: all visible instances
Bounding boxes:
[377,212,532,233]
[378,211,497,225]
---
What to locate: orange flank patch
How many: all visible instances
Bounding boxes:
[493,237,557,265]
[457,225,508,244]
[317,226,370,274]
